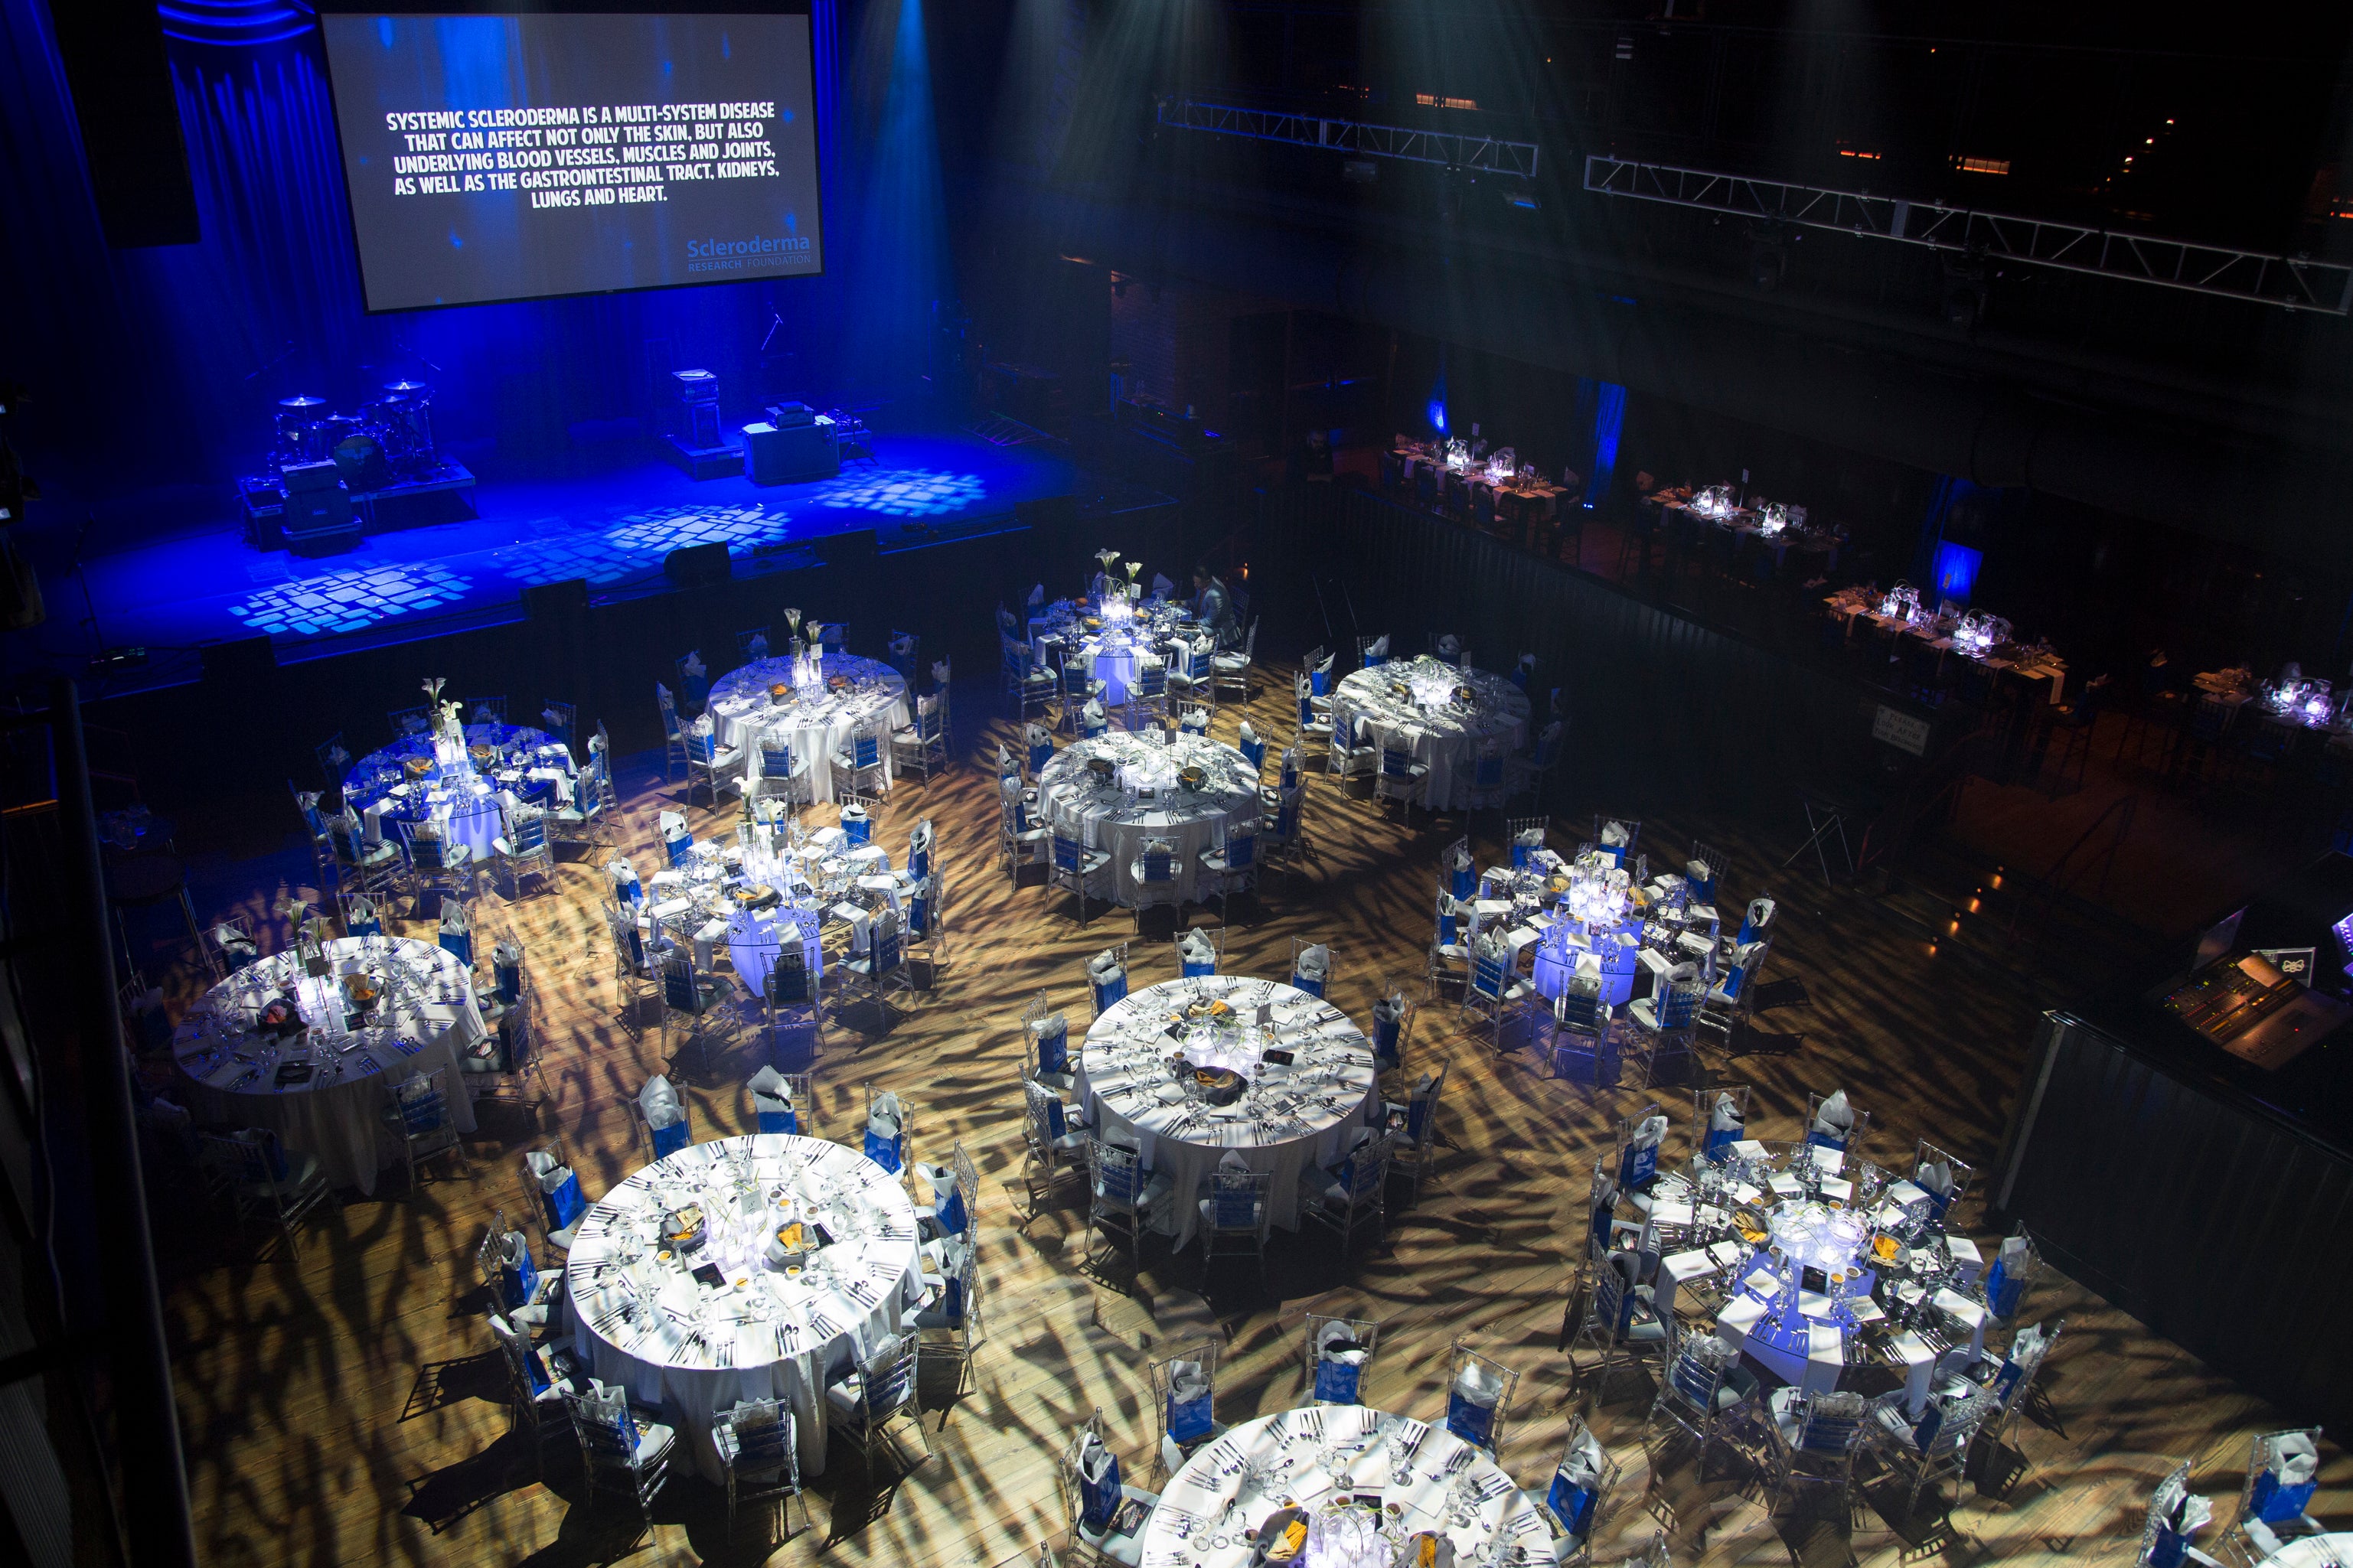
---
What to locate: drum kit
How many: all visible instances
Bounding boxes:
[273,380,440,491]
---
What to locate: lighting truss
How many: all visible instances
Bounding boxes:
[1584,154,2353,315]
[1157,97,1541,178]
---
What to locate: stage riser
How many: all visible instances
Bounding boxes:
[84,492,1195,810]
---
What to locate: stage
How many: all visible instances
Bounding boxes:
[18,421,1082,693]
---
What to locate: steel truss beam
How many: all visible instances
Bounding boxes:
[1584,154,2352,315]
[1157,96,1541,178]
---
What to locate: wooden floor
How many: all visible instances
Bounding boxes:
[152,663,2348,1568]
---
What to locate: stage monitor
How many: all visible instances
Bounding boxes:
[318,5,823,311]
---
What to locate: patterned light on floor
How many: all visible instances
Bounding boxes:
[497,503,797,586]
[230,563,474,636]
[808,468,988,517]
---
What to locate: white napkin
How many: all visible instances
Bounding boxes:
[1294,943,1330,979]
[1627,1114,1666,1152]
[1367,634,1389,657]
[1151,572,1175,599]
[439,901,468,940]
[1179,930,1216,966]
[1562,1426,1607,1486]
[932,659,951,687]
[1088,947,1124,979]
[681,650,706,678]
[1167,1358,1210,1403]
[1315,1319,1367,1364]
[1437,634,1461,656]
[749,1065,792,1115]
[1601,820,1630,848]
[1708,1093,1744,1133]
[2270,1432,2320,1485]
[640,1074,684,1131]
[1452,1358,1504,1409]
[1813,1090,1855,1138]
[1238,720,1258,746]
[1027,583,1045,606]
[868,1090,903,1142]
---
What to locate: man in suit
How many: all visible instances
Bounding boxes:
[1190,564,1239,647]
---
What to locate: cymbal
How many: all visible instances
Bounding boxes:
[278,395,328,410]
[381,380,429,396]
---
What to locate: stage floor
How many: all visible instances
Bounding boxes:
[27,422,1071,681]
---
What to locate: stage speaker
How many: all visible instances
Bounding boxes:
[47,0,200,248]
[664,542,732,588]
[813,528,877,569]
[1015,494,1078,533]
[523,578,590,621]
[201,636,276,685]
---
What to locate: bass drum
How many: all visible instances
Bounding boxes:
[331,432,389,492]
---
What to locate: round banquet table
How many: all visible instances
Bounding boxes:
[1032,601,1196,707]
[1075,975,1378,1250]
[633,826,909,993]
[705,654,909,804]
[1142,1406,1557,1568]
[1332,656,1529,811]
[171,936,483,1196]
[342,723,575,860]
[2258,1534,2353,1568]
[1640,1145,1989,1408]
[1034,732,1261,908]
[565,1134,925,1481]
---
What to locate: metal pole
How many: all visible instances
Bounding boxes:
[48,678,196,1568]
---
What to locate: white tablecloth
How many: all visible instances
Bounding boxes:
[2258,1534,2353,1568]
[1076,976,1377,1250]
[1033,601,1196,706]
[1035,732,1261,908]
[1142,1407,1555,1568]
[565,1134,924,1481]
[344,723,573,858]
[1333,657,1529,810]
[707,655,909,804]
[638,829,909,991]
[171,936,483,1195]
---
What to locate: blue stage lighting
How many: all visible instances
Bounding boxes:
[811,468,987,517]
[231,562,473,637]
[159,0,315,48]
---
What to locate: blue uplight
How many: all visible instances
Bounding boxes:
[1587,381,1626,509]
[1933,540,1983,604]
